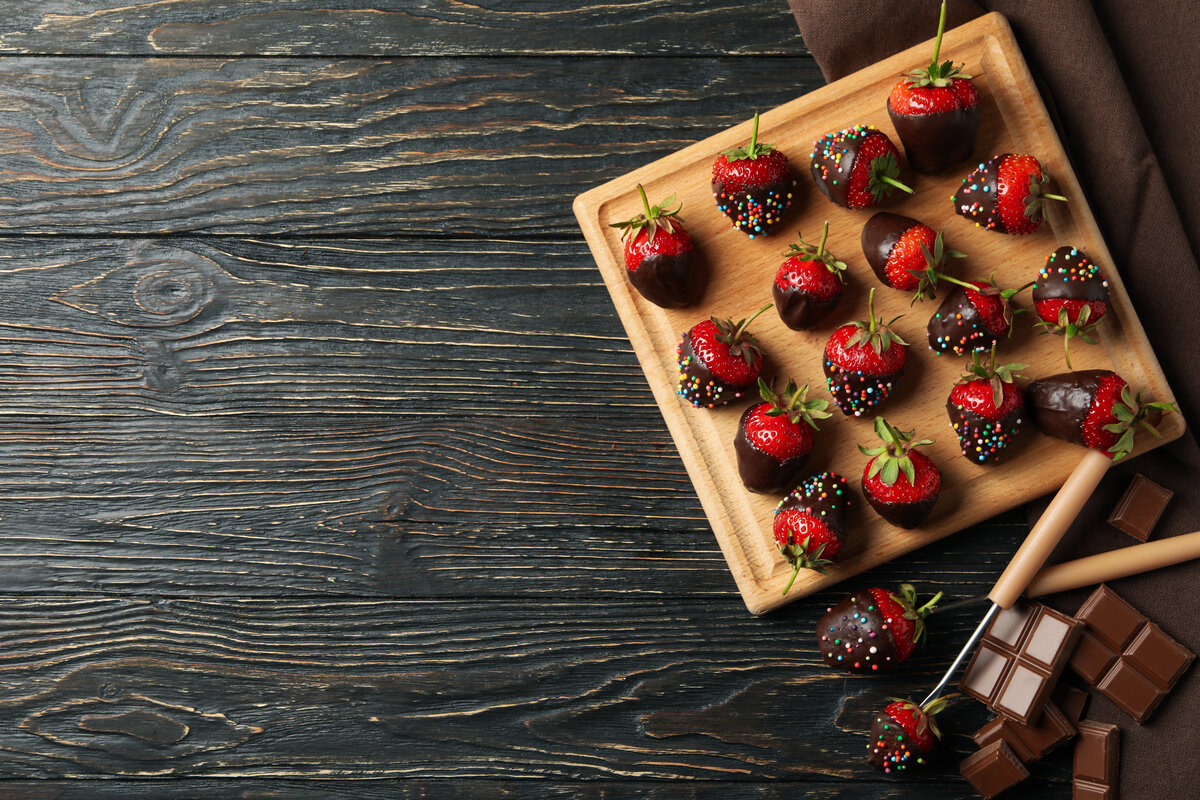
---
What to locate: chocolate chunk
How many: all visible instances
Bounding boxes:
[889,102,980,174]
[1070,584,1195,723]
[960,601,1082,726]
[973,701,1075,763]
[1073,720,1118,799]
[960,740,1029,799]
[1054,683,1089,725]
[1107,474,1173,542]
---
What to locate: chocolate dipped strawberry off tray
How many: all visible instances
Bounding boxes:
[572,10,1185,615]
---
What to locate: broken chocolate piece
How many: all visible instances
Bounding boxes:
[1073,720,1118,799]
[1107,473,1172,542]
[960,740,1029,798]
[1054,683,1089,725]
[1070,584,1195,723]
[973,701,1075,763]
[960,601,1083,725]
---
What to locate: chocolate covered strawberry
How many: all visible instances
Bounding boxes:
[1027,370,1177,461]
[1032,246,1110,368]
[676,305,770,408]
[952,153,1067,234]
[817,583,943,674]
[861,212,964,301]
[859,417,941,528]
[868,696,954,774]
[810,124,913,209]
[887,1,980,173]
[774,221,847,330]
[774,471,851,594]
[947,347,1027,465]
[735,378,831,494]
[609,184,704,308]
[824,288,908,416]
[926,274,1032,356]
[712,112,795,238]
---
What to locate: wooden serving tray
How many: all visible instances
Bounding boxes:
[572,12,1184,614]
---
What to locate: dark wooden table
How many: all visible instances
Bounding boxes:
[0,3,1069,797]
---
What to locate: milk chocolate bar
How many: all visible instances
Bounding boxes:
[960,739,1029,799]
[1069,584,1195,723]
[973,700,1075,763]
[960,601,1083,725]
[1073,720,1118,799]
[1107,474,1172,542]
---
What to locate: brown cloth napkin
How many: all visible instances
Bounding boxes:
[786,0,1200,794]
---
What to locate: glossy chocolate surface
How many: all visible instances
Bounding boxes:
[927,284,1004,356]
[864,491,937,529]
[1073,720,1118,798]
[1026,369,1111,446]
[629,250,703,309]
[773,281,840,331]
[973,701,1075,763]
[712,176,795,238]
[946,396,1023,466]
[733,403,808,494]
[776,472,850,542]
[952,154,1007,232]
[959,740,1028,799]
[823,358,902,418]
[1032,246,1109,303]
[1107,473,1173,541]
[860,212,919,285]
[816,592,899,674]
[889,100,980,174]
[675,332,752,409]
[868,710,933,774]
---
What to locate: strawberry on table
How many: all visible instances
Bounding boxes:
[861,212,964,302]
[1032,245,1110,368]
[817,583,943,674]
[676,305,770,408]
[947,347,1027,465]
[1027,370,1177,461]
[810,124,913,209]
[887,0,980,174]
[711,112,796,238]
[868,696,954,774]
[609,183,705,308]
[926,274,1032,356]
[773,471,851,595]
[859,417,941,528]
[824,288,908,417]
[735,378,831,494]
[774,221,847,330]
[952,153,1067,234]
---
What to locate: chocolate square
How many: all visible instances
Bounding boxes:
[1073,720,1118,789]
[1107,473,1172,541]
[1069,631,1118,685]
[963,642,1013,700]
[1124,623,1195,689]
[973,701,1075,764]
[1097,659,1166,723]
[974,716,1036,763]
[1076,586,1145,651]
[1073,783,1113,800]
[960,740,1029,799]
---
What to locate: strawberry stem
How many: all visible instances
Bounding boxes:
[637,183,652,219]
[735,303,772,340]
[880,175,914,194]
[931,0,948,67]
[1042,193,1069,203]
[867,288,878,335]
[817,220,829,258]
[783,563,800,596]
[749,112,760,154]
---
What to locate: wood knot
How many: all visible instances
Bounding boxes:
[79,710,189,746]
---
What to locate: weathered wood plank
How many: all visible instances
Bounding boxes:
[0,1,808,57]
[0,596,1067,786]
[0,57,821,235]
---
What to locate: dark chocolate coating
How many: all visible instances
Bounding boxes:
[1032,246,1109,303]
[926,284,1003,356]
[776,471,851,542]
[952,154,1007,232]
[810,130,871,208]
[1026,369,1112,446]
[865,491,938,529]
[817,592,900,674]
[823,358,903,417]
[773,280,841,330]
[947,398,1024,465]
[868,711,935,774]
[629,250,703,309]
[734,403,809,494]
[888,100,980,174]
[676,332,752,408]
[711,176,795,237]
[861,212,920,287]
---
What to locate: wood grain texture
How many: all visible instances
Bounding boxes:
[0,1,809,57]
[0,594,1072,790]
[575,13,1184,612]
[0,57,820,235]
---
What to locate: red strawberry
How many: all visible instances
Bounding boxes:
[886,0,981,173]
[735,378,831,493]
[711,113,795,239]
[868,696,954,774]
[774,221,847,330]
[952,153,1068,234]
[773,471,851,594]
[609,184,704,308]
[676,305,770,408]
[947,347,1027,465]
[861,212,965,301]
[859,417,941,528]
[810,124,913,209]
[1027,370,1177,461]
[1032,246,1110,368]
[824,288,908,417]
[817,583,943,674]
[926,274,1032,356]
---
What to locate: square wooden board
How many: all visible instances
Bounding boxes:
[573,12,1184,614]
